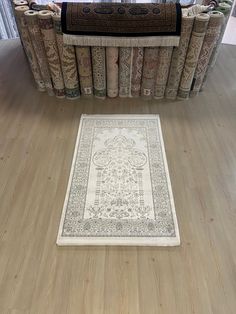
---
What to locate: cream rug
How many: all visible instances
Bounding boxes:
[57,115,180,246]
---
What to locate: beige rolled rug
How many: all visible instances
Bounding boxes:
[119,48,132,98]
[106,47,119,98]
[14,6,45,92]
[141,47,159,100]
[178,13,210,100]
[191,11,224,97]
[75,47,93,96]
[209,2,231,67]
[52,14,80,99]
[154,47,173,99]
[165,15,195,100]
[202,2,231,90]
[91,47,106,99]
[131,47,144,98]
[24,10,54,96]
[38,10,65,98]
[13,0,28,5]
[61,45,80,100]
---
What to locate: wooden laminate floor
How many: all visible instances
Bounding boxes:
[0,39,236,314]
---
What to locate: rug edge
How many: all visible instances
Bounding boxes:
[156,115,181,246]
[56,235,180,247]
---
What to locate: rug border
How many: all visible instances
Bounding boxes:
[57,114,180,246]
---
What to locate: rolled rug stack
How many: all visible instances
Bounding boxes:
[191,10,224,96]
[165,15,195,100]
[178,13,210,100]
[154,47,173,99]
[24,10,54,96]
[52,14,80,99]
[131,47,144,98]
[76,47,93,96]
[38,10,65,98]
[91,47,106,99]
[119,48,132,98]
[14,5,45,92]
[141,47,159,100]
[106,47,119,98]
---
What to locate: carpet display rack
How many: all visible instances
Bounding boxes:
[12,0,232,100]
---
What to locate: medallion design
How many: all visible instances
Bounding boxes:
[86,134,152,220]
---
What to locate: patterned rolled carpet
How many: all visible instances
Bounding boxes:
[191,11,224,96]
[154,47,173,99]
[178,13,210,99]
[14,5,45,92]
[202,2,232,90]
[119,48,133,98]
[141,48,159,99]
[38,10,65,98]
[131,47,144,97]
[106,47,119,98]
[24,10,54,96]
[165,15,195,100]
[75,47,93,97]
[57,115,180,246]
[52,13,80,99]
[62,2,181,47]
[62,3,181,37]
[91,47,106,99]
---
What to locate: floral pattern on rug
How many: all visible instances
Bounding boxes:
[58,115,180,245]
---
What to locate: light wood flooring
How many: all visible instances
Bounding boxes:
[0,39,236,314]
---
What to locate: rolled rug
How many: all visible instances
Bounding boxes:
[28,0,48,11]
[13,0,28,6]
[24,10,54,96]
[14,6,45,92]
[52,14,80,99]
[154,47,173,99]
[209,2,231,67]
[216,1,232,12]
[106,47,119,98]
[38,10,65,98]
[202,0,219,7]
[75,47,93,96]
[219,0,233,4]
[141,47,159,100]
[182,4,210,16]
[191,11,224,97]
[28,1,61,13]
[62,2,181,47]
[165,15,195,100]
[119,48,132,98]
[91,47,106,99]
[178,13,210,100]
[28,0,36,8]
[201,2,231,89]
[131,47,144,98]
